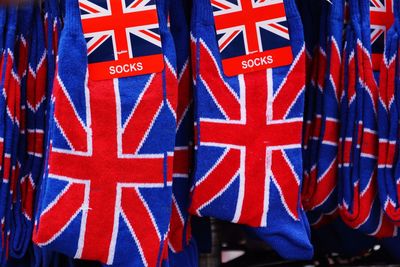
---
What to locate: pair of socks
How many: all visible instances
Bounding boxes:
[33,0,179,266]
[303,1,343,227]
[0,5,19,264]
[9,2,35,259]
[377,0,400,224]
[338,0,396,237]
[189,0,312,259]
[167,0,198,266]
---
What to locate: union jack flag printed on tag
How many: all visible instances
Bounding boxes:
[79,0,164,80]
[211,0,293,76]
[370,0,394,70]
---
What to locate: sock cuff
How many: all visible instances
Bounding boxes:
[195,0,214,26]
[63,0,83,34]
[330,0,344,21]
[283,0,299,19]
[348,0,361,30]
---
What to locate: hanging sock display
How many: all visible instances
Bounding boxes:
[338,0,396,237]
[306,0,345,227]
[377,0,400,224]
[298,1,322,180]
[32,0,178,266]
[302,1,342,227]
[8,1,34,259]
[167,0,198,266]
[189,0,312,259]
[0,5,18,264]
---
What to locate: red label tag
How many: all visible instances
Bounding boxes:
[211,0,293,76]
[370,0,394,71]
[79,0,164,80]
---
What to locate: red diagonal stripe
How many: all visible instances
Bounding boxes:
[122,73,163,154]
[121,188,161,267]
[33,182,85,245]
[53,76,88,152]
[273,49,306,119]
[199,42,240,120]
[189,149,240,215]
[271,150,299,220]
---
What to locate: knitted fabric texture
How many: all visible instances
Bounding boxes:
[33,0,178,266]
[189,0,312,259]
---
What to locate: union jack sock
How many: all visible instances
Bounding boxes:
[0,6,19,263]
[189,0,312,259]
[356,0,398,236]
[302,2,340,227]
[377,0,400,224]
[33,0,179,265]
[301,0,324,205]
[338,0,396,237]
[8,2,35,259]
[301,1,323,208]
[305,0,346,227]
[167,0,198,266]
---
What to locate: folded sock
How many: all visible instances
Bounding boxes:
[312,0,345,225]
[301,1,323,216]
[167,0,197,265]
[0,6,18,263]
[8,2,35,259]
[189,0,312,259]
[33,0,178,265]
[378,0,400,223]
[338,0,397,237]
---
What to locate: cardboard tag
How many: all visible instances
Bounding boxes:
[211,0,293,76]
[370,0,394,71]
[79,0,164,80]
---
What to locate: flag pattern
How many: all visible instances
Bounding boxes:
[190,38,304,227]
[212,0,291,57]
[370,0,394,70]
[337,0,397,237]
[1,0,400,266]
[302,0,344,227]
[0,6,19,264]
[189,0,313,260]
[167,0,196,262]
[210,0,293,75]
[301,3,330,224]
[377,0,400,224]
[33,0,179,265]
[78,0,165,79]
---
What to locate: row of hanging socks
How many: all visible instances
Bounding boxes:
[0,0,200,266]
[0,0,63,265]
[301,0,400,245]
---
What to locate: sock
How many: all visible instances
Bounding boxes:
[338,0,396,237]
[0,6,18,264]
[357,0,397,236]
[303,1,344,227]
[378,0,400,222]
[33,0,178,265]
[0,3,7,187]
[8,2,35,259]
[312,218,376,257]
[167,0,198,266]
[301,1,323,218]
[189,0,312,259]
[307,0,346,227]
[301,1,327,214]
